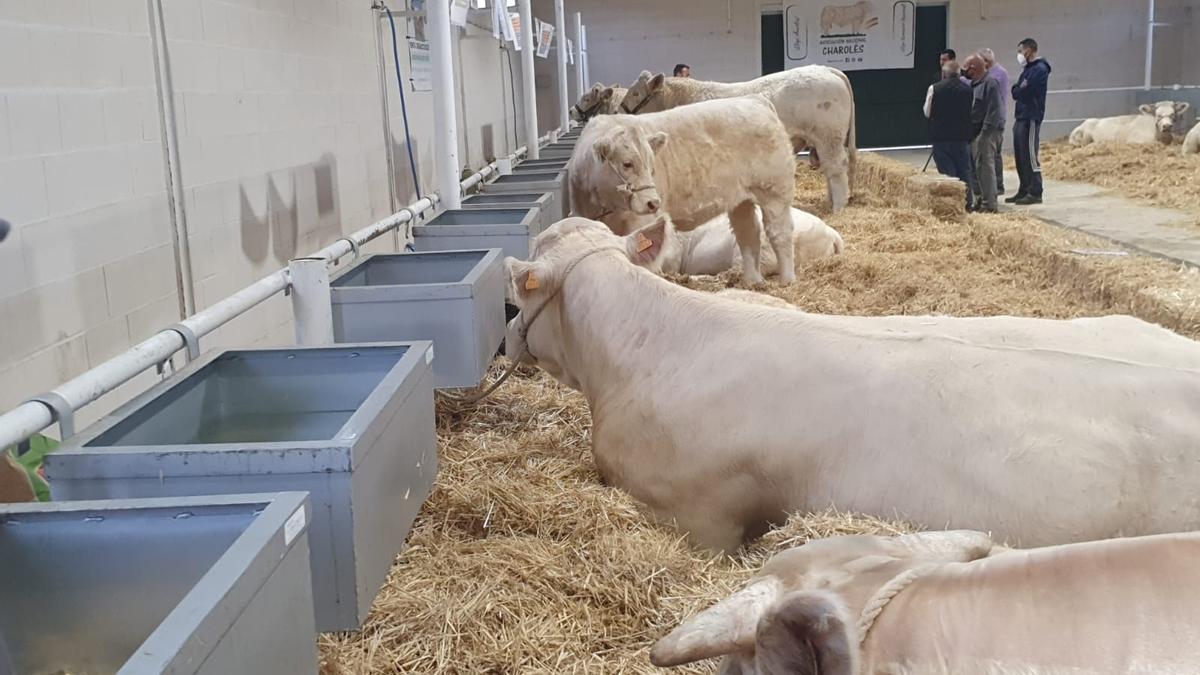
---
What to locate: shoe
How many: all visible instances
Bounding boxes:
[977,206,998,214]
[1014,195,1042,205]
[1004,193,1025,204]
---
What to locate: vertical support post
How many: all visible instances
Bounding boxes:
[573,12,585,107]
[581,24,589,90]
[289,258,334,346]
[518,0,540,159]
[555,0,569,130]
[1143,0,1155,90]
[430,0,462,208]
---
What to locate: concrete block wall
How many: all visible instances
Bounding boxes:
[0,1,531,435]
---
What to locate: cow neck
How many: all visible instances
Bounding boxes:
[554,254,675,400]
[668,77,742,105]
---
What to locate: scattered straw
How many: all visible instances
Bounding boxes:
[321,152,1200,674]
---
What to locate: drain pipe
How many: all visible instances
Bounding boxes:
[430,0,462,209]
[555,0,569,130]
[517,0,540,159]
[573,12,585,105]
[290,258,335,346]
[146,0,196,317]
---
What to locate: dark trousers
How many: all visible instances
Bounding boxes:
[932,141,974,208]
[994,139,1005,193]
[1013,119,1043,198]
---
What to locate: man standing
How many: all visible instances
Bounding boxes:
[925,61,975,211]
[673,64,690,78]
[980,48,1009,195]
[1010,38,1051,205]
[964,54,1004,213]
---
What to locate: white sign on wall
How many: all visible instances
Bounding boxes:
[783,1,915,71]
[408,39,433,91]
[536,19,554,58]
[508,11,522,49]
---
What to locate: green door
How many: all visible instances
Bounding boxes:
[762,5,948,148]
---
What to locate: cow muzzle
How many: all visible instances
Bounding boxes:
[621,183,662,214]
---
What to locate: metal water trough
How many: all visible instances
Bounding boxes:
[517,158,571,171]
[330,250,505,390]
[483,173,567,219]
[411,207,543,261]
[0,492,316,675]
[461,192,556,233]
[45,343,437,633]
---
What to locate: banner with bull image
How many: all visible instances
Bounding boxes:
[783,0,915,71]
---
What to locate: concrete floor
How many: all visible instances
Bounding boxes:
[869,148,1200,268]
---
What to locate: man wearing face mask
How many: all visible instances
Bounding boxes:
[1010,38,1051,205]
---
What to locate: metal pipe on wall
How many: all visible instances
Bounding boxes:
[371,6,401,250]
[573,12,585,104]
[555,0,569,129]
[518,0,540,159]
[581,24,589,90]
[430,0,463,208]
[1144,0,1155,90]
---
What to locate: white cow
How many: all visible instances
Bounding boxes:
[618,67,857,211]
[505,217,1200,553]
[1069,100,1191,146]
[568,96,798,285]
[1183,121,1200,156]
[570,83,627,122]
[659,208,844,277]
[652,530,1200,675]
[820,1,874,35]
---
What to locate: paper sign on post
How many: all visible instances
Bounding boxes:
[567,38,574,64]
[536,19,554,58]
[408,39,433,91]
[450,0,469,27]
[508,11,521,49]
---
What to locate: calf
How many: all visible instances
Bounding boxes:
[568,97,798,285]
[505,217,1200,553]
[659,207,843,277]
[571,83,627,122]
[1183,121,1200,156]
[652,530,1200,675]
[1070,100,1191,146]
[618,67,856,211]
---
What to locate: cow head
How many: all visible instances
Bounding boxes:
[573,84,616,121]
[504,216,671,389]
[1139,101,1191,142]
[650,530,994,674]
[621,70,668,114]
[590,123,667,216]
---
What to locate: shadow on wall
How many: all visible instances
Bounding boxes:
[238,153,342,265]
[480,123,495,162]
[391,133,422,204]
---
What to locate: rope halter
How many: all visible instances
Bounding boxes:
[620,90,656,115]
[573,98,606,121]
[855,563,936,645]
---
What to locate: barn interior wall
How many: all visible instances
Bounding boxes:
[0,1,526,434]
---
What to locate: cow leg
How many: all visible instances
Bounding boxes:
[728,201,765,286]
[816,138,851,212]
[759,201,796,284]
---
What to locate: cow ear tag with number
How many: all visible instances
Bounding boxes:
[636,232,653,252]
[524,272,541,291]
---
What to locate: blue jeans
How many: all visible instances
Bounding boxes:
[932,141,975,208]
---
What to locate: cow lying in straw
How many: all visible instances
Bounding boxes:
[652,530,1200,674]
[568,96,798,285]
[618,66,856,211]
[1069,100,1191,146]
[570,83,627,123]
[505,216,1200,553]
[1183,121,1200,156]
[659,207,843,277]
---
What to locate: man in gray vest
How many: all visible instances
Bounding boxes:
[964,53,1004,213]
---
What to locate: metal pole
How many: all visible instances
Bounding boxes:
[555,0,569,130]
[518,0,540,159]
[289,258,334,346]
[580,24,589,90]
[1144,0,1155,90]
[429,0,462,208]
[372,5,400,249]
[573,12,585,107]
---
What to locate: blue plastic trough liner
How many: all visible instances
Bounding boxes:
[330,250,506,390]
[45,343,436,633]
[0,492,315,675]
[411,207,544,261]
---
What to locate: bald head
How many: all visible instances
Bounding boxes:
[963,54,986,82]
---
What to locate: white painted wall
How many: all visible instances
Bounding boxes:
[0,1,528,434]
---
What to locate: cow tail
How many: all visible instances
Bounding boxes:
[838,68,858,191]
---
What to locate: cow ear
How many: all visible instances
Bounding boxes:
[1176,102,1192,114]
[638,69,653,82]
[1138,104,1155,115]
[589,83,603,94]
[649,73,666,90]
[650,577,780,667]
[625,215,671,267]
[506,258,553,302]
[600,86,615,101]
[753,591,858,675]
[891,530,993,562]
[648,131,669,150]
[592,137,613,162]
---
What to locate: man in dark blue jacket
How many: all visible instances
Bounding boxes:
[1010,38,1051,205]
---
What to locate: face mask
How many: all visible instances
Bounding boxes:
[1017,51,1027,66]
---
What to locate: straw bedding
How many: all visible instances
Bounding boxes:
[321,154,1200,674]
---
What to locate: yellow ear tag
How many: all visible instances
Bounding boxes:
[636,233,653,252]
[524,272,541,291]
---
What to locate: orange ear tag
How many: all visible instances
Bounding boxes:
[636,233,653,252]
[524,272,541,291]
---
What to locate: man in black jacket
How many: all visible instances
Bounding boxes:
[965,53,1004,213]
[925,61,975,210]
[1009,38,1051,205]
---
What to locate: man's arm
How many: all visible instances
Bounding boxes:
[983,80,1003,129]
